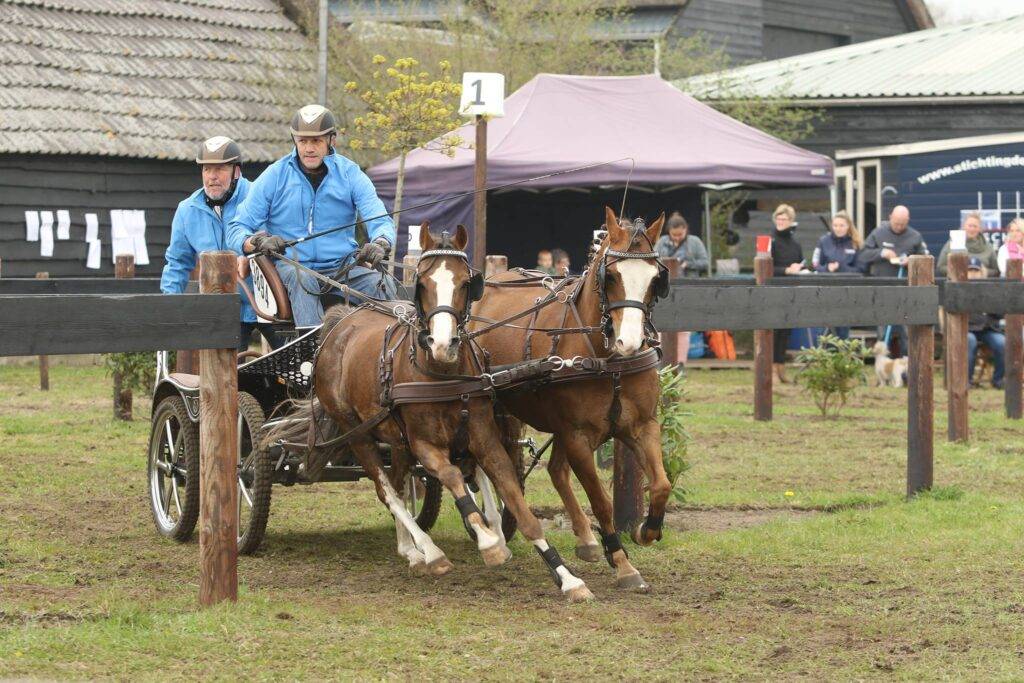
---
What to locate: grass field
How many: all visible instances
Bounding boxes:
[3,363,1024,680]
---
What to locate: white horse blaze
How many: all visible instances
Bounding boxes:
[614,259,659,354]
[427,261,457,360]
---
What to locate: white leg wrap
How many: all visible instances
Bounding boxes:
[382,478,445,565]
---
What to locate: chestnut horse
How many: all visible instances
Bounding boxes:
[471,208,671,591]
[266,225,594,601]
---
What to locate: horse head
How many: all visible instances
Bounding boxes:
[595,206,666,356]
[415,222,483,364]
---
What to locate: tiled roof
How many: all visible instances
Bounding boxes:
[0,0,316,161]
[680,14,1024,101]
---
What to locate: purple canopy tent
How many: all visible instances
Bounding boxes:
[367,73,833,266]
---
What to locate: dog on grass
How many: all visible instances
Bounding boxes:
[872,341,908,387]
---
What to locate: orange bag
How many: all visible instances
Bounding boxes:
[705,330,736,360]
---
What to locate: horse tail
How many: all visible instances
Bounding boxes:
[494,402,526,482]
[260,396,353,483]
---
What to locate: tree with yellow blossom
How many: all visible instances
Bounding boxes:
[345,56,463,261]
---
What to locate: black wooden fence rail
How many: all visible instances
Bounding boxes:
[0,278,161,295]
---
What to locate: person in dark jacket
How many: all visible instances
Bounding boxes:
[769,203,804,383]
[966,257,1006,389]
[856,205,928,355]
[812,210,864,339]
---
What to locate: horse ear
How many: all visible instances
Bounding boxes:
[605,206,625,244]
[646,213,665,246]
[454,224,469,251]
[419,221,433,251]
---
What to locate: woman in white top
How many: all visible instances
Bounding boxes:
[998,218,1024,277]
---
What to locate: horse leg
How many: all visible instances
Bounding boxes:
[472,431,594,603]
[560,432,650,592]
[410,438,508,568]
[621,419,671,546]
[547,438,602,563]
[387,446,429,573]
[349,440,453,576]
[474,468,508,551]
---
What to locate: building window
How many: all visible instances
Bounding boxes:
[763,25,850,60]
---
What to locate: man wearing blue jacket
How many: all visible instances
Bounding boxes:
[227,104,396,326]
[161,136,281,351]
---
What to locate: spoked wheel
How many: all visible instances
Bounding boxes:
[404,472,442,531]
[148,395,200,541]
[237,392,273,555]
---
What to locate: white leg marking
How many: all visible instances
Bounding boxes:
[475,469,507,548]
[614,259,659,355]
[381,477,445,565]
[533,539,585,593]
[427,261,458,362]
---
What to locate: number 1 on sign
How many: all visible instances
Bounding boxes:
[470,79,484,105]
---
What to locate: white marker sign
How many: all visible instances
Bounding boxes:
[460,72,505,117]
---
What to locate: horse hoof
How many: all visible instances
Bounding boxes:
[481,543,511,567]
[410,561,430,576]
[631,526,660,547]
[615,572,650,593]
[575,543,603,563]
[565,585,596,603]
[427,556,454,576]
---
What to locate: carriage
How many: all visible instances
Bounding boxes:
[144,255,526,555]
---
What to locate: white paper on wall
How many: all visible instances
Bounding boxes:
[25,210,40,241]
[56,210,71,240]
[86,239,102,269]
[131,210,149,266]
[110,210,134,263]
[39,211,54,257]
[85,213,99,242]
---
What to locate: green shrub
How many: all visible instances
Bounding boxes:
[795,335,869,418]
[658,365,691,502]
[103,352,160,396]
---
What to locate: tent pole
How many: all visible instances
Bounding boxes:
[704,190,712,277]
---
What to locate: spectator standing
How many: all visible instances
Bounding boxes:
[997,218,1024,277]
[811,210,863,339]
[770,204,804,383]
[655,212,709,276]
[535,249,556,275]
[857,205,928,354]
[551,248,571,276]
[965,257,1006,389]
[937,212,998,276]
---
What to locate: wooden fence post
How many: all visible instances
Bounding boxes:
[907,255,935,497]
[946,251,969,442]
[753,254,773,421]
[35,272,49,390]
[198,251,239,606]
[660,259,681,367]
[484,255,507,278]
[112,255,135,420]
[1006,258,1024,419]
[402,254,419,287]
[176,266,200,374]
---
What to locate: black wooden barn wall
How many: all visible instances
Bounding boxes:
[0,154,267,279]
[672,0,919,64]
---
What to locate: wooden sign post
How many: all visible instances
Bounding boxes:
[460,72,505,271]
[1006,258,1024,419]
[945,251,969,442]
[198,251,239,606]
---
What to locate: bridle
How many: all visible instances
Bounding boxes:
[593,218,670,349]
[414,242,485,351]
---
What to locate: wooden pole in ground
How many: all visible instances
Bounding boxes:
[907,255,935,497]
[753,254,773,421]
[1006,258,1023,419]
[660,259,681,367]
[198,251,239,606]
[472,115,487,272]
[402,254,419,287]
[35,272,49,391]
[484,255,507,278]
[111,255,135,420]
[946,251,969,442]
[613,441,644,535]
[176,267,200,374]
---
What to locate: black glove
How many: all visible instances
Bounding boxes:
[250,233,287,255]
[356,239,389,268]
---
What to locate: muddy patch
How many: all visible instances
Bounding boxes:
[536,505,819,534]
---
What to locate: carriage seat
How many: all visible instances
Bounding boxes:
[168,372,200,390]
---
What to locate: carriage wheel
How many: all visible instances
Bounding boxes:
[237,392,273,555]
[147,395,200,542]
[405,473,442,531]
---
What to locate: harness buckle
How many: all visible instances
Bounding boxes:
[482,370,513,388]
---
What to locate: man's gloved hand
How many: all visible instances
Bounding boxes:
[356,238,389,268]
[250,233,287,254]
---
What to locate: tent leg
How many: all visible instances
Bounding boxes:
[703,191,712,277]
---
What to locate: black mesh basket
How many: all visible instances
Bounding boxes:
[238,326,321,391]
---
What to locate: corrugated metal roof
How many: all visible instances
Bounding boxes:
[679,14,1024,101]
[0,0,315,161]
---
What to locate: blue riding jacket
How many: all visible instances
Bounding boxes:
[226,149,395,271]
[161,177,256,322]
